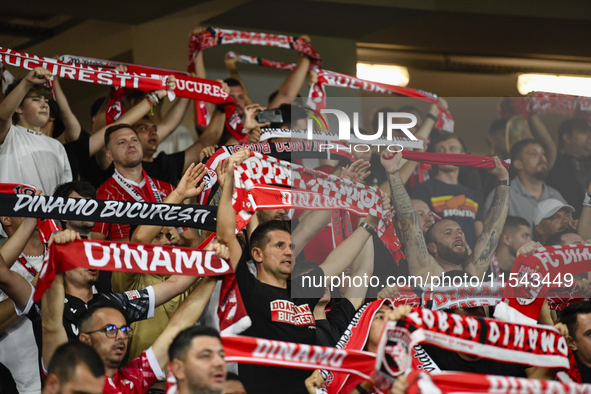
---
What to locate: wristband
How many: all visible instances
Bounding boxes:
[426,113,438,122]
[360,222,377,237]
[497,179,510,186]
[386,168,399,175]
[584,192,591,208]
[355,383,370,394]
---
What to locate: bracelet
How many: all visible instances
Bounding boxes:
[497,179,510,186]
[386,168,399,175]
[584,192,591,208]
[426,113,438,122]
[360,222,377,237]
[355,383,370,394]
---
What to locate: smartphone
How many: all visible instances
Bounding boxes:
[257,109,283,124]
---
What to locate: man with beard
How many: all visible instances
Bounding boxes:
[533,199,576,244]
[383,150,510,279]
[484,139,566,227]
[41,230,226,394]
[411,135,484,249]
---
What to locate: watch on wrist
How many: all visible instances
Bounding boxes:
[426,113,438,122]
[497,179,510,186]
[360,222,377,237]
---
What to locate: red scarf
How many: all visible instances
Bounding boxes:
[509,93,591,124]
[405,370,591,394]
[0,183,61,243]
[221,51,453,132]
[498,244,591,324]
[188,27,322,72]
[233,152,404,262]
[402,151,511,170]
[1,48,238,134]
[34,239,233,301]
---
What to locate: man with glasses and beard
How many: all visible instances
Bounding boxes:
[484,139,566,227]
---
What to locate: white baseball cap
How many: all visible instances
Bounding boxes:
[533,199,575,225]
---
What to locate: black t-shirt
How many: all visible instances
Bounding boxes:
[235,257,324,394]
[26,287,154,343]
[316,298,357,346]
[411,179,484,248]
[64,130,111,187]
[547,153,591,219]
[142,151,186,185]
[421,344,528,377]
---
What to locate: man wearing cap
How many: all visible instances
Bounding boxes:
[533,199,576,244]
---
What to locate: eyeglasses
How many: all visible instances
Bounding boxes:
[84,324,133,338]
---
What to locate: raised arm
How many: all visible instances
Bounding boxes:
[156,97,191,144]
[529,113,557,170]
[0,67,51,144]
[268,37,312,109]
[344,227,375,309]
[469,157,510,277]
[52,77,81,142]
[88,84,174,157]
[0,217,38,311]
[381,151,440,279]
[216,149,251,269]
[224,53,254,106]
[150,242,227,370]
[578,181,591,240]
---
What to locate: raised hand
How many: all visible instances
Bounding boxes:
[199,145,218,162]
[243,104,270,132]
[215,158,229,190]
[516,240,543,257]
[176,163,208,199]
[205,241,230,260]
[341,159,371,183]
[487,156,509,181]
[25,67,52,86]
[48,229,80,246]
[380,150,403,173]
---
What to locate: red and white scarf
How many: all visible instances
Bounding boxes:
[497,244,591,324]
[0,61,15,93]
[405,370,591,394]
[222,51,453,132]
[112,169,163,203]
[510,93,591,124]
[60,54,212,127]
[376,307,570,385]
[232,152,404,262]
[34,239,232,300]
[188,27,322,72]
[1,48,237,133]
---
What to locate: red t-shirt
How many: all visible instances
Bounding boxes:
[103,348,164,394]
[93,175,175,240]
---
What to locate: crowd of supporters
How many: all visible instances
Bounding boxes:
[1,25,591,394]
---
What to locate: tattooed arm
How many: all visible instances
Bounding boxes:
[381,151,441,279]
[469,157,510,277]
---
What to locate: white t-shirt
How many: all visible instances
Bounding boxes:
[0,252,44,394]
[0,124,72,194]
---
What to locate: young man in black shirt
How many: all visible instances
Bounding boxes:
[217,149,383,394]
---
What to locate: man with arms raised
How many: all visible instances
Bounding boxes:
[217,149,386,394]
[41,230,227,394]
[383,150,510,280]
